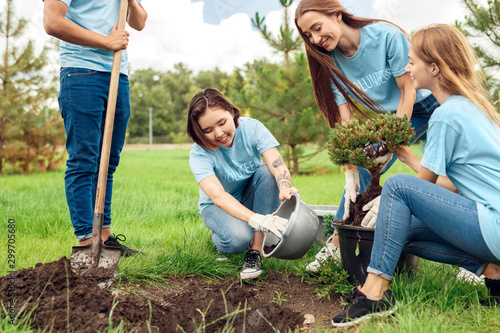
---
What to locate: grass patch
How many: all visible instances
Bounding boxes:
[1,145,498,332]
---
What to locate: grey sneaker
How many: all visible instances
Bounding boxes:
[240,250,263,280]
[332,287,397,327]
[104,234,143,257]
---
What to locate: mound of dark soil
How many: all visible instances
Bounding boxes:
[0,257,341,332]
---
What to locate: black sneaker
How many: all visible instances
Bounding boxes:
[104,234,143,257]
[332,287,397,327]
[480,278,500,306]
[240,250,263,280]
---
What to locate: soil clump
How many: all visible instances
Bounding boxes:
[0,257,341,332]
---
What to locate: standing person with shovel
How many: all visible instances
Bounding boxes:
[43,0,147,255]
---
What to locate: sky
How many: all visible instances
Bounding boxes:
[16,0,476,75]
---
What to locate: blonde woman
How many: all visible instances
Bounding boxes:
[331,24,500,327]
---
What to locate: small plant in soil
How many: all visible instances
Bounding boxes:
[270,291,288,306]
[322,213,336,238]
[328,113,414,226]
[306,255,352,300]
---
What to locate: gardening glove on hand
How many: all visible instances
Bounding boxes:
[343,170,360,220]
[361,195,381,228]
[375,152,393,171]
[248,214,288,238]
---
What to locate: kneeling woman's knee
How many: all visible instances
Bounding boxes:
[215,227,253,254]
[384,174,414,191]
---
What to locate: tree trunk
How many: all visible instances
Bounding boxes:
[0,118,5,173]
[342,165,383,227]
[292,157,299,175]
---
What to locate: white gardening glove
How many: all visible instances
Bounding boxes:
[376,152,393,170]
[361,195,381,228]
[343,170,360,220]
[248,214,288,238]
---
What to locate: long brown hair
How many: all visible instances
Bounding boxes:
[411,24,500,127]
[186,88,241,150]
[295,0,407,127]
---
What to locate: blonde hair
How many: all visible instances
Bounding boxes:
[294,0,408,127]
[411,24,500,127]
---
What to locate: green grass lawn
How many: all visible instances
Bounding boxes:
[1,146,499,332]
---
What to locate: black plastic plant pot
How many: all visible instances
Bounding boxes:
[335,223,420,285]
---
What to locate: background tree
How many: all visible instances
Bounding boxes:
[456,0,500,105]
[231,0,329,174]
[0,0,63,174]
[129,64,234,144]
[129,68,174,141]
[129,63,195,143]
[328,114,413,226]
[193,67,229,93]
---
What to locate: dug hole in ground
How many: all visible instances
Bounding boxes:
[0,253,343,332]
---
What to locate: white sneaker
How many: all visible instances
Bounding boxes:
[457,267,484,284]
[306,236,341,272]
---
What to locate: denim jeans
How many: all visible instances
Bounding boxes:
[335,94,439,220]
[58,68,130,241]
[201,165,281,254]
[367,174,500,281]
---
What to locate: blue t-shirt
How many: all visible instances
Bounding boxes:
[421,95,500,261]
[59,0,142,75]
[189,117,280,213]
[330,22,430,112]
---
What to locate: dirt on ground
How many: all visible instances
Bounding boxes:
[0,257,342,332]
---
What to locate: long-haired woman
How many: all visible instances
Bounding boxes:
[294,0,439,271]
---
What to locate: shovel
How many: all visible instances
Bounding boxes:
[70,0,128,289]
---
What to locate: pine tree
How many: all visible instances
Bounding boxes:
[456,0,500,104]
[328,114,413,226]
[231,0,330,174]
[0,0,64,173]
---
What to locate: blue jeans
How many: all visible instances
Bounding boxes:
[58,68,130,241]
[201,165,281,254]
[367,174,500,281]
[335,95,439,220]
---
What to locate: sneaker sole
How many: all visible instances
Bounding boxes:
[240,270,263,280]
[331,304,398,328]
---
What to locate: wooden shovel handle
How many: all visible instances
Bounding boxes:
[94,0,128,215]
[91,0,128,256]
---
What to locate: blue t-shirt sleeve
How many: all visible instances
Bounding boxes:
[331,83,348,107]
[421,121,460,176]
[189,147,215,184]
[386,29,411,78]
[252,119,280,153]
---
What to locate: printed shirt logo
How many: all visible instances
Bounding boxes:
[221,159,261,183]
[353,67,392,92]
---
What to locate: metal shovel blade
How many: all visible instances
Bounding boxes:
[70,244,121,289]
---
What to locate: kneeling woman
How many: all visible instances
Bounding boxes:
[187,88,299,279]
[332,24,500,327]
